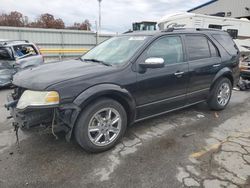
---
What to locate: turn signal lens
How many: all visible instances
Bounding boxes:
[45,91,60,103]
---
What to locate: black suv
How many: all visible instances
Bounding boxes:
[6,28,240,152]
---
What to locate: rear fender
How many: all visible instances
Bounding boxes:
[210,67,233,90]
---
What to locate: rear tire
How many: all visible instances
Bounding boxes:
[207,77,232,110]
[74,98,127,153]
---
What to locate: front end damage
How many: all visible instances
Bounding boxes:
[5,87,81,141]
[0,65,15,87]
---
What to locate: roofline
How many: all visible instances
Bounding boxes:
[0,40,31,47]
[187,0,218,12]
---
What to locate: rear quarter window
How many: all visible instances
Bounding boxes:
[212,34,238,55]
[208,40,219,57]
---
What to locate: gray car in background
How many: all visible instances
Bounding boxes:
[0,40,44,87]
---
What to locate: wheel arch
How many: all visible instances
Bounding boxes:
[74,84,136,125]
[210,67,234,91]
[64,84,136,141]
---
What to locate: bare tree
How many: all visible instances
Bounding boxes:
[0,11,25,27]
[35,13,65,29]
[67,19,91,30]
[0,11,91,31]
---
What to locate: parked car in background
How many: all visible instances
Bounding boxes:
[6,28,240,153]
[0,40,44,87]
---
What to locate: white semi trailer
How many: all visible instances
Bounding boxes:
[158,12,250,54]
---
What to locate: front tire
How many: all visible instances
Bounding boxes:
[207,77,232,110]
[74,98,127,153]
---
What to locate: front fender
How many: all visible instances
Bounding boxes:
[65,84,136,141]
[74,84,136,110]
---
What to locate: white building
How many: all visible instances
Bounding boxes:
[188,0,250,19]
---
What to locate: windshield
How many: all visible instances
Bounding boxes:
[81,36,148,66]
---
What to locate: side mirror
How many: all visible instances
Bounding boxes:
[139,57,165,69]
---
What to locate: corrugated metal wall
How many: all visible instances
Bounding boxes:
[189,0,250,18]
[0,26,113,62]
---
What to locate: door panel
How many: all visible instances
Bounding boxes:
[188,57,221,92]
[187,57,221,103]
[136,63,189,119]
[134,35,189,119]
[184,35,221,103]
[14,44,43,69]
[17,55,43,69]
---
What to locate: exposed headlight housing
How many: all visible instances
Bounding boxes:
[17,90,60,110]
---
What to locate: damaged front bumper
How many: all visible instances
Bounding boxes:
[6,93,54,128]
[6,90,81,141]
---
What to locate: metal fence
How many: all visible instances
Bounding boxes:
[0,26,113,62]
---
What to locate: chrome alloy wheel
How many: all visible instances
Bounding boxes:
[217,82,230,106]
[87,108,122,146]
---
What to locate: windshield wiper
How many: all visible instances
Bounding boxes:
[83,58,112,66]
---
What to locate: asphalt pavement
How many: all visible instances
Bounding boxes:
[0,88,250,188]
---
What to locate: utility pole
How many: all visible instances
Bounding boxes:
[95,20,98,45]
[98,0,102,33]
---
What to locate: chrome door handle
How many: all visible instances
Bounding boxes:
[213,64,221,67]
[174,71,184,76]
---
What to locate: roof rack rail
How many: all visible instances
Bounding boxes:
[195,28,221,31]
[162,28,195,32]
[163,28,175,32]
[161,27,224,33]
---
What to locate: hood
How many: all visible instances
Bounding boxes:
[13,59,113,90]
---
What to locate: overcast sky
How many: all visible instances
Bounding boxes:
[0,0,207,33]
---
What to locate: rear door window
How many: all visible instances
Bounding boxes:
[13,45,38,58]
[186,35,210,61]
[212,34,238,55]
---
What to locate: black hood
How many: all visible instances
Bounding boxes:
[13,59,113,90]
